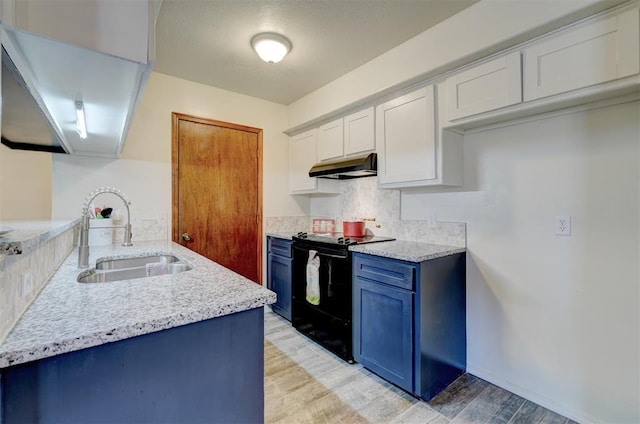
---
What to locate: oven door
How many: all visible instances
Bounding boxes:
[291,240,353,362]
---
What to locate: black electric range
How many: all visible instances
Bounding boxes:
[293,231,395,246]
[291,231,395,362]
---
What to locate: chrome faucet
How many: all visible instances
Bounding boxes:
[78,187,133,268]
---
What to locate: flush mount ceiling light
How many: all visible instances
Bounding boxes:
[251,32,291,64]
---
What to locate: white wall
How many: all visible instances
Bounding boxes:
[403,102,639,424]
[52,72,307,234]
[0,146,51,221]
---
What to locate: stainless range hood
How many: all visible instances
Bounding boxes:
[1,47,66,153]
[0,24,153,157]
[309,153,377,179]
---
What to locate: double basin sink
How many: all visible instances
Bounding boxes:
[77,253,192,283]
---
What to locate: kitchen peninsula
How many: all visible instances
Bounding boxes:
[0,223,275,423]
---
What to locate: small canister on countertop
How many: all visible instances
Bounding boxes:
[343,220,365,237]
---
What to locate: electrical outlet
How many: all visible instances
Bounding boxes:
[428,214,437,228]
[555,216,572,236]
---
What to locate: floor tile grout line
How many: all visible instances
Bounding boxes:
[446,379,492,422]
[506,399,527,424]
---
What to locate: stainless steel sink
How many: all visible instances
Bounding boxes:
[78,266,149,283]
[96,254,180,270]
[78,254,192,283]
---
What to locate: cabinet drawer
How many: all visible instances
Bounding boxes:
[353,254,415,291]
[268,237,292,258]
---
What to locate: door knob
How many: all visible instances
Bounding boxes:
[182,233,192,241]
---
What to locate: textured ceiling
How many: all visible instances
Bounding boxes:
[154,0,479,105]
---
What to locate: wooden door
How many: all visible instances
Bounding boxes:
[172,113,262,283]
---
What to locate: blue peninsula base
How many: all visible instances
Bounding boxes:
[0,307,265,423]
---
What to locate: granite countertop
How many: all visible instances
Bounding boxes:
[0,240,276,369]
[265,232,465,261]
[349,240,466,262]
[0,219,80,255]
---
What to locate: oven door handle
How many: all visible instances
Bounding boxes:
[292,245,348,260]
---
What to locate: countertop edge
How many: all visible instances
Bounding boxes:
[0,219,80,255]
[349,241,466,263]
[0,295,274,368]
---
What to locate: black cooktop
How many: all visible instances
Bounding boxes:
[293,232,395,246]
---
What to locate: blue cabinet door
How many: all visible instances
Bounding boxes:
[353,275,414,392]
[267,252,293,321]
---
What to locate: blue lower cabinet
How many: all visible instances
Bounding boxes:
[267,237,293,321]
[0,308,265,423]
[353,275,414,392]
[353,252,466,401]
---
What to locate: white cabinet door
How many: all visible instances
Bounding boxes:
[344,107,375,156]
[376,86,436,186]
[289,129,318,193]
[12,0,158,64]
[318,118,344,161]
[289,129,340,194]
[446,51,522,120]
[523,7,639,101]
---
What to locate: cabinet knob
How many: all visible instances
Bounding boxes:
[182,233,192,241]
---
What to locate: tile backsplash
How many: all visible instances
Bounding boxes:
[112,211,169,243]
[337,178,466,247]
[265,216,309,233]
[0,224,76,342]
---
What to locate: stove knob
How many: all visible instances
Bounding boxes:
[344,238,351,245]
[337,237,344,244]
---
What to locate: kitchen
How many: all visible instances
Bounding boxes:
[0,0,639,423]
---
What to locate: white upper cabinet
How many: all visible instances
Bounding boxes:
[289,129,318,193]
[8,0,159,64]
[523,6,639,101]
[446,52,522,120]
[344,107,375,156]
[317,107,375,162]
[376,86,462,188]
[318,118,344,161]
[289,129,340,195]
[377,87,436,186]
[286,2,638,185]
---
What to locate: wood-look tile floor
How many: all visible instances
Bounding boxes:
[264,307,577,424]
